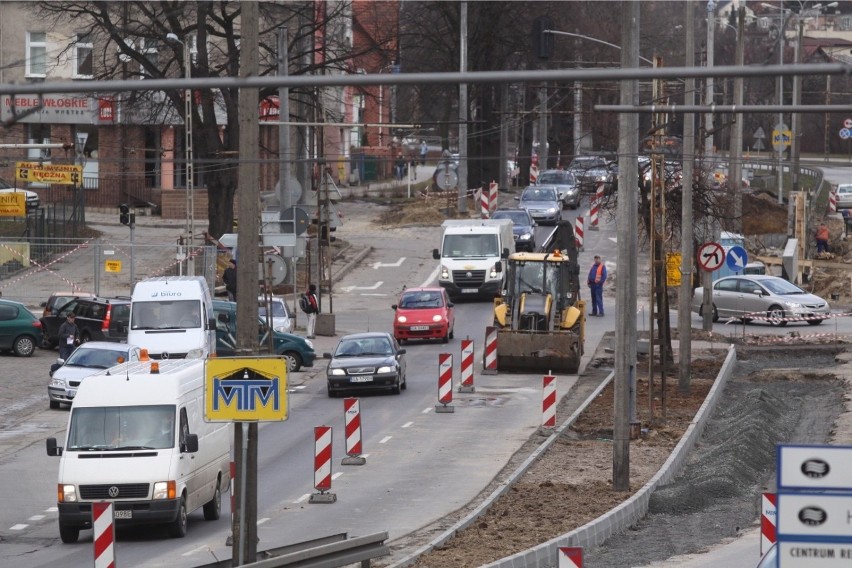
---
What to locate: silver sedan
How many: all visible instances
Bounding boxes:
[691,275,830,326]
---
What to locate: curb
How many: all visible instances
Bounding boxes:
[331,245,374,282]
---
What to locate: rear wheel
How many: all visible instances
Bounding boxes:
[203,480,221,521]
[698,304,719,323]
[58,522,79,544]
[168,496,188,538]
[13,335,36,357]
[767,305,787,326]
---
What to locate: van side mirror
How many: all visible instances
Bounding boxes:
[494,261,503,273]
[182,433,199,453]
[501,247,510,259]
[46,437,63,456]
[207,317,216,330]
[432,249,440,260]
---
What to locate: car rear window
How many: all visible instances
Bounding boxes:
[0,303,18,320]
[111,304,130,323]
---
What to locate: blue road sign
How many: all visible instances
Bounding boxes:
[726,245,748,271]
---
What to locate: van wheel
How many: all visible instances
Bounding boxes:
[169,496,188,538]
[282,351,302,373]
[203,481,221,521]
[59,522,79,543]
[13,335,36,357]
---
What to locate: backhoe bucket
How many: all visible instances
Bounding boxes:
[496,329,582,374]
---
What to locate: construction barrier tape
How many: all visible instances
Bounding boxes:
[723,310,851,325]
[0,239,92,292]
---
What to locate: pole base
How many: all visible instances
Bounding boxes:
[538,427,555,436]
[435,403,455,413]
[341,456,367,466]
[458,385,475,393]
[481,368,498,375]
[309,492,337,504]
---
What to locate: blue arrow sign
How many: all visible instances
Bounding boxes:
[727,245,748,271]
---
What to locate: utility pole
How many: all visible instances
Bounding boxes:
[278,27,295,210]
[729,7,745,234]
[791,16,803,200]
[679,0,696,393]
[614,0,639,493]
[457,1,468,213]
[233,2,259,564]
[704,0,716,157]
[499,84,509,189]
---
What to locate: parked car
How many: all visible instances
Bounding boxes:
[392,287,455,344]
[40,291,96,318]
[536,169,580,208]
[0,298,42,356]
[213,299,314,372]
[515,186,562,225]
[692,275,830,326]
[491,208,537,252]
[258,295,292,333]
[836,183,852,210]
[324,332,407,397]
[567,155,611,192]
[40,296,131,348]
[47,341,142,409]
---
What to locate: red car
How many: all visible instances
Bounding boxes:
[392,287,455,343]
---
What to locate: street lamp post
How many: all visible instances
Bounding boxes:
[166,33,194,276]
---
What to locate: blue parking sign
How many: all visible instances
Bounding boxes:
[726,245,748,271]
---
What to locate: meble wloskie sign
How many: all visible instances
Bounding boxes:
[0,94,102,124]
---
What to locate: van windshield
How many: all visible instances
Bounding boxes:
[442,234,499,258]
[131,300,202,330]
[67,405,176,451]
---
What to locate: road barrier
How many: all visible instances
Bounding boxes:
[483,326,498,374]
[558,547,583,568]
[530,165,539,184]
[541,375,557,431]
[309,426,336,503]
[724,310,847,326]
[459,338,475,393]
[590,183,604,230]
[761,492,777,556]
[92,501,115,568]
[574,215,584,251]
[342,398,366,466]
[830,190,837,212]
[435,353,454,413]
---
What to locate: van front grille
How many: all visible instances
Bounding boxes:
[80,483,150,500]
[452,270,485,287]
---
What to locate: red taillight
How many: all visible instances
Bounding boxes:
[32,320,42,329]
[102,305,112,332]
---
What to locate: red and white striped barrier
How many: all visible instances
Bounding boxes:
[590,183,604,230]
[342,398,366,465]
[542,374,557,430]
[829,191,837,213]
[230,460,236,523]
[435,353,454,412]
[574,215,584,251]
[761,492,776,555]
[483,326,498,374]
[488,180,498,214]
[459,338,475,393]
[92,501,116,568]
[530,164,539,184]
[558,546,583,568]
[309,425,336,503]
[724,310,849,326]
[480,186,490,219]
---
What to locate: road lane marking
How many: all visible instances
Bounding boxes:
[373,257,406,269]
[28,515,45,521]
[257,518,270,525]
[294,494,311,503]
[332,472,343,480]
[422,407,433,414]
[182,545,208,556]
[340,281,384,292]
[379,436,392,444]
[420,266,440,288]
[10,524,27,530]
[401,421,414,428]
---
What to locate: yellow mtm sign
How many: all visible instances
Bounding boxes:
[0,192,25,217]
[205,358,288,422]
[666,252,682,287]
[15,162,83,185]
[104,260,122,273]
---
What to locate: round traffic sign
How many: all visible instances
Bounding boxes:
[726,245,748,271]
[844,118,852,129]
[840,128,852,140]
[697,242,725,272]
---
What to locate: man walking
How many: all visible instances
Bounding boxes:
[302,284,319,338]
[587,255,607,317]
[419,140,428,165]
[223,258,237,301]
[58,313,80,360]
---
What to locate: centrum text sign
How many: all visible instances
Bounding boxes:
[205,358,288,422]
[0,192,25,217]
[15,162,82,185]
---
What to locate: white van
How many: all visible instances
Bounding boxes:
[432,218,514,300]
[128,276,216,359]
[46,358,231,543]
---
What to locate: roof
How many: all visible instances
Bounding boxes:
[338,331,393,341]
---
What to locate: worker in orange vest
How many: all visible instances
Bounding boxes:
[587,255,607,317]
[816,223,830,254]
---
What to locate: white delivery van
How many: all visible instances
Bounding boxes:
[432,218,514,300]
[128,276,216,359]
[46,358,231,543]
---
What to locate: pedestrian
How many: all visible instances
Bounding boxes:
[57,313,80,360]
[394,152,406,181]
[816,222,830,254]
[408,153,417,179]
[223,258,237,301]
[587,255,607,317]
[419,140,428,165]
[300,284,319,338]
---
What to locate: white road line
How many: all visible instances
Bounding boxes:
[422,407,434,414]
[373,257,406,269]
[10,524,27,530]
[294,494,311,504]
[332,472,343,480]
[340,281,384,292]
[401,421,414,428]
[257,518,270,526]
[293,385,307,390]
[420,265,440,288]
[28,515,45,521]
[379,436,393,444]
[45,507,57,513]
[182,545,208,557]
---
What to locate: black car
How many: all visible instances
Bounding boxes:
[324,332,407,397]
[491,209,537,252]
[40,297,131,348]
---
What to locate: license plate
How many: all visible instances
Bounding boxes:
[461,288,478,294]
[410,325,429,331]
[350,376,372,383]
[114,510,132,519]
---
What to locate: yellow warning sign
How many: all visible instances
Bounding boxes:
[0,192,25,216]
[666,252,682,287]
[104,260,122,273]
[205,358,288,422]
[15,162,83,185]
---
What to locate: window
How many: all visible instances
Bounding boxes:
[840,16,852,31]
[26,31,47,77]
[138,38,159,79]
[0,304,17,321]
[74,33,93,78]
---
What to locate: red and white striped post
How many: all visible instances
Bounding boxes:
[435,353,455,413]
[541,374,557,431]
[574,215,585,252]
[92,501,116,568]
[229,460,236,524]
[309,425,337,503]
[480,185,490,219]
[829,191,837,212]
[482,326,498,374]
[760,492,777,556]
[458,338,475,393]
[488,180,498,215]
[530,164,539,184]
[558,546,583,568]
[342,398,366,465]
[590,182,604,230]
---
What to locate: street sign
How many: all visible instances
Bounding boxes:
[726,245,748,271]
[778,541,852,568]
[772,124,792,150]
[0,192,25,217]
[15,162,83,185]
[205,358,288,422]
[697,242,725,272]
[840,128,851,141]
[777,491,852,542]
[843,118,852,129]
[104,260,122,273]
[779,445,852,491]
[666,252,682,286]
[753,126,766,140]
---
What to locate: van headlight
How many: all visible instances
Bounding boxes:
[490,266,499,278]
[186,348,205,359]
[440,265,450,280]
[153,481,176,500]
[60,484,77,503]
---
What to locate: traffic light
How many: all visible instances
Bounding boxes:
[320,223,336,245]
[531,16,554,60]
[119,204,130,226]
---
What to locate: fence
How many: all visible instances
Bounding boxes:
[0,238,216,308]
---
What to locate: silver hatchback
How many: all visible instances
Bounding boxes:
[515,186,563,225]
[692,275,830,326]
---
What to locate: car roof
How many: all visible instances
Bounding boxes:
[716,274,779,283]
[338,331,393,341]
[0,298,28,308]
[73,341,139,351]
